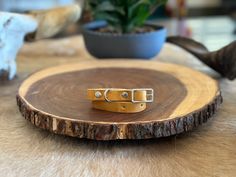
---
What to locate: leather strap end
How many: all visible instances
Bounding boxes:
[92,101,146,113]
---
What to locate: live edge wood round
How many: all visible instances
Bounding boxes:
[16,60,222,140]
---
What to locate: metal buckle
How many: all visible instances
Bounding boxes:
[131,88,154,103]
[104,88,154,103]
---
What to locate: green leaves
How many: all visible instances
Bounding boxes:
[95,1,125,15]
[88,0,168,33]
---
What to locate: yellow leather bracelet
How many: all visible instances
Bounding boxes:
[87,88,154,113]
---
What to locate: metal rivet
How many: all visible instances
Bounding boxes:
[121,92,128,98]
[95,91,102,98]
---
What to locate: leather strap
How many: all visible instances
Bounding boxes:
[87,88,154,113]
[92,101,146,113]
[87,88,148,102]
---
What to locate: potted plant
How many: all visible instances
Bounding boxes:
[82,0,168,59]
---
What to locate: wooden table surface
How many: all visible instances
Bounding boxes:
[0,36,236,177]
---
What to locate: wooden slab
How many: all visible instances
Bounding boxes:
[16,60,222,140]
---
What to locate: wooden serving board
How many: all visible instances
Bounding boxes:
[17,60,222,140]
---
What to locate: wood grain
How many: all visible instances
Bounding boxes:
[16,60,222,140]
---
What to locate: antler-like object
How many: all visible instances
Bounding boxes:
[26,5,81,41]
[167,36,236,80]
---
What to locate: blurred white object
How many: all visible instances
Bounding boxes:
[0,12,37,80]
[0,4,82,80]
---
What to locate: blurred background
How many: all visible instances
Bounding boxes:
[0,0,235,51]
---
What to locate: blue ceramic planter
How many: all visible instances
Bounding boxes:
[82,21,167,59]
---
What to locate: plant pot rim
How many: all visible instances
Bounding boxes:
[82,20,166,37]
